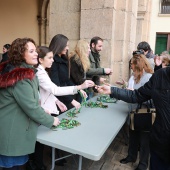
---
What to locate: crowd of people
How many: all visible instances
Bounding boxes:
[0,36,170,170]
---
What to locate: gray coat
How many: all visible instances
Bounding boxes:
[86,51,104,78]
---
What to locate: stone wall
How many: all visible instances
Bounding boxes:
[136,0,152,45]
[80,0,138,84]
[49,0,81,50]
[49,0,152,84]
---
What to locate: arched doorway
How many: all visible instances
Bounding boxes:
[37,0,50,45]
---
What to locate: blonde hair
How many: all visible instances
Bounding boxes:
[161,54,170,67]
[131,54,153,83]
[69,39,90,72]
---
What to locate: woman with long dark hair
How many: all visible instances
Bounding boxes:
[49,34,83,112]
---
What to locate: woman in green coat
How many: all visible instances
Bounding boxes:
[0,38,60,170]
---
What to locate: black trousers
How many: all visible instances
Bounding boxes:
[128,129,150,170]
[29,142,44,168]
[3,167,20,170]
[150,150,170,170]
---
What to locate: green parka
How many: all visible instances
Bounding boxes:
[0,62,54,156]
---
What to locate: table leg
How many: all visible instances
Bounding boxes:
[51,147,55,170]
[78,155,82,170]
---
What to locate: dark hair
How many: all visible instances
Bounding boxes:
[8,38,36,66]
[90,36,103,48]
[132,49,144,55]
[49,34,68,56]
[137,41,151,52]
[38,46,51,59]
[37,46,52,66]
[3,44,11,50]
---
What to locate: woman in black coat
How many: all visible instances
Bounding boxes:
[49,34,84,112]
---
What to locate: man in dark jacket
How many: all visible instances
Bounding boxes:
[97,67,170,170]
[137,41,155,70]
[86,36,112,79]
[86,37,112,97]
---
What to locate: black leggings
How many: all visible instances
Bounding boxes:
[3,166,20,170]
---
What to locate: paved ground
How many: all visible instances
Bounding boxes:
[40,129,147,170]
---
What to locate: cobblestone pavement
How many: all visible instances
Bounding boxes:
[41,130,148,170]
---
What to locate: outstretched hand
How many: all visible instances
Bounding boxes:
[80,80,94,89]
[95,84,111,95]
[154,56,162,66]
[116,79,127,88]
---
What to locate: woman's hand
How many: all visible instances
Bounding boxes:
[80,89,87,99]
[116,79,127,89]
[77,80,94,90]
[56,100,67,112]
[71,99,81,109]
[53,117,60,126]
[116,79,127,86]
[104,68,112,75]
[95,84,111,95]
[154,55,162,66]
[44,109,51,115]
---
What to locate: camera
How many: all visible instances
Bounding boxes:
[132,49,144,55]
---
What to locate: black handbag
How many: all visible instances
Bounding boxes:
[130,101,156,131]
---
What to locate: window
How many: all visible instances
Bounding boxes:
[155,33,170,55]
[161,0,170,14]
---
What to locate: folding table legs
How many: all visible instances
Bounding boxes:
[51,147,55,170]
[78,155,82,170]
[50,147,77,170]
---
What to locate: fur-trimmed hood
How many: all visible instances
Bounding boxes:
[0,61,35,88]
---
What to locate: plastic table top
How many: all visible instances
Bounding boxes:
[37,97,128,161]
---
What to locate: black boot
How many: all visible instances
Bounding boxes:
[120,156,136,164]
[26,160,37,170]
[26,160,46,170]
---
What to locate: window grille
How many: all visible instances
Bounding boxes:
[161,0,170,14]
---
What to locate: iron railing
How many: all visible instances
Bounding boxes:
[160,0,170,14]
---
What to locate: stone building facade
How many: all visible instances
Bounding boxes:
[0,0,152,84]
[47,0,152,84]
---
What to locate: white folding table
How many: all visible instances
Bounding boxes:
[37,97,128,170]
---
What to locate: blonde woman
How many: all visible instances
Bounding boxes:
[154,53,170,71]
[69,39,91,102]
